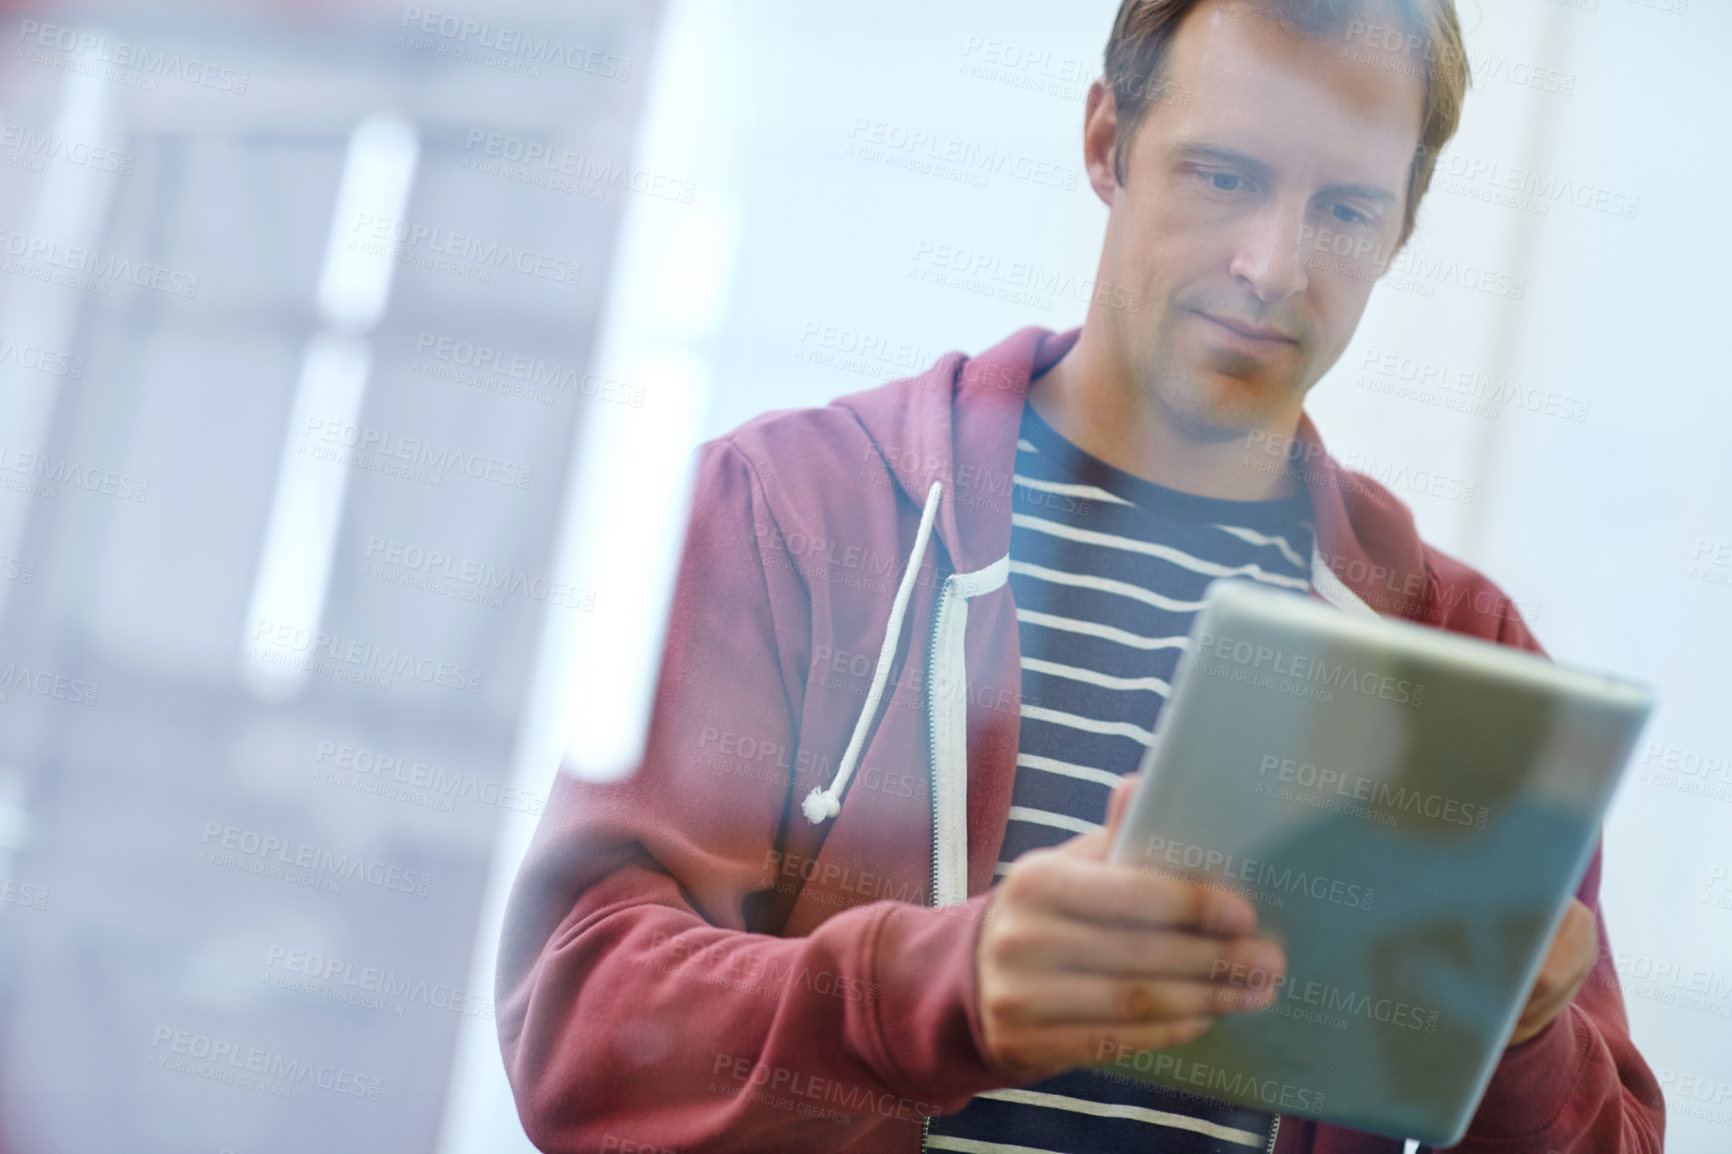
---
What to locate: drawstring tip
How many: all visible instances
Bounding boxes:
[802,787,839,825]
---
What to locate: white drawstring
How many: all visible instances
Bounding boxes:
[802,480,944,824]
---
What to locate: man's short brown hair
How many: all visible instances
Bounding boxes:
[1103,0,1471,247]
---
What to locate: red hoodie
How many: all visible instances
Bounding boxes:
[496,325,1664,1153]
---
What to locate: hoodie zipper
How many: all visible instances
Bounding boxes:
[920,573,957,1154]
[925,574,954,912]
[1265,1115,1280,1153]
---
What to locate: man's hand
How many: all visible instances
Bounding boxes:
[975,775,1287,1081]
[1505,897,1597,1047]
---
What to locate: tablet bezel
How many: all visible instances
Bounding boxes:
[1104,578,1653,1145]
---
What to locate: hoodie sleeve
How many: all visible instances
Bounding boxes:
[495,438,1020,1153]
[1436,601,1665,1153]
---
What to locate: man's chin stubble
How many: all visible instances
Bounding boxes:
[1158,382,1285,444]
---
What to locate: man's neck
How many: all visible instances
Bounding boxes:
[1028,326,1302,503]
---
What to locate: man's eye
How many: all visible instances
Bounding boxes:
[1209,172,1243,191]
[1332,204,1370,226]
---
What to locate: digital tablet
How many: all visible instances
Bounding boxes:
[1104,578,1653,1147]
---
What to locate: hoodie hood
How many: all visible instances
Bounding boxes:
[833,324,1437,625]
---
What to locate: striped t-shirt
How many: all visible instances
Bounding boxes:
[925,401,1315,1154]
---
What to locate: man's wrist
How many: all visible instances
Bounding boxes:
[1505,1006,1565,1050]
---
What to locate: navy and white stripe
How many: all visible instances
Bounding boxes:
[926,403,1315,1153]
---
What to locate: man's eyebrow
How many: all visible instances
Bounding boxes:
[1171,142,1275,180]
[1171,141,1399,204]
[1320,181,1399,205]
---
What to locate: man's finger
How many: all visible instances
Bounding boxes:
[1001,850,1259,936]
[1508,899,1599,1046]
[996,913,1286,983]
[982,971,1277,1028]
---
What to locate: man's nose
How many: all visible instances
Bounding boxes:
[1229,200,1309,304]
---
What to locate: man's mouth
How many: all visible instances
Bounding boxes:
[1193,310,1297,344]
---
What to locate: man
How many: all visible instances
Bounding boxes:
[496,1,1664,1150]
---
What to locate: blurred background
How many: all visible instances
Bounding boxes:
[0,0,1725,1151]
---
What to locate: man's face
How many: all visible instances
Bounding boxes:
[1096,0,1426,440]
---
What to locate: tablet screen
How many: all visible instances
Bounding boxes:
[1106,582,1650,1144]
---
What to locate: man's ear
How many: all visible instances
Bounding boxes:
[1083,79,1121,206]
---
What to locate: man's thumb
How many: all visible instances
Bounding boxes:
[1105,773,1141,840]
[1055,773,1142,862]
